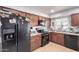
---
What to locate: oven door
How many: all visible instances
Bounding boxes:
[41,34,49,47]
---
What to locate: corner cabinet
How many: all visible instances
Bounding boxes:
[71,13,79,26]
[30,34,41,51]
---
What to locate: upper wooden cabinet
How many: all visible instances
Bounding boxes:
[71,13,79,26]
[26,13,33,26]
[26,13,32,19]
[10,9,19,16]
[39,16,45,20]
[32,15,39,26]
[38,16,51,28]
[18,12,26,17]
[26,13,39,27]
[45,18,51,29]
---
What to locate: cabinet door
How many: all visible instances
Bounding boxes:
[31,34,41,51]
[32,15,39,26]
[39,16,44,20]
[11,9,19,16]
[52,33,58,43]
[45,18,51,29]
[71,14,79,26]
[26,14,39,27]
[57,33,64,45]
[49,32,52,41]
[26,13,33,26]
[52,32,64,45]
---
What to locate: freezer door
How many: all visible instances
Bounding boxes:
[17,19,30,52]
[1,17,17,52]
[0,20,2,52]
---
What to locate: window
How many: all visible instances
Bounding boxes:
[51,16,71,31]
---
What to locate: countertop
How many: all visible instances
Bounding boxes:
[48,31,79,36]
[31,33,41,36]
[31,31,79,37]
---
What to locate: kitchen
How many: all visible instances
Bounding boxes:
[0,6,79,52]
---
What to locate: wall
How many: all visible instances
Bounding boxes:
[50,7,79,18]
[7,6,49,18]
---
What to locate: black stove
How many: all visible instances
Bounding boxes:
[37,29,49,47]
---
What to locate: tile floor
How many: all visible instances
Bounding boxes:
[33,42,76,52]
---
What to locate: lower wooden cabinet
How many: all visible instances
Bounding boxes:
[49,32,64,45]
[51,32,58,43]
[49,32,52,41]
[31,34,41,51]
[57,33,64,45]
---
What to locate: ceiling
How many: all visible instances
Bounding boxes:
[26,6,76,15]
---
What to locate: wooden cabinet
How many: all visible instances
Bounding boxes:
[26,13,33,26]
[11,9,26,17]
[57,33,64,45]
[11,10,19,16]
[31,34,41,51]
[51,32,64,45]
[71,13,79,26]
[49,32,52,41]
[51,32,58,42]
[26,13,39,27]
[45,18,51,29]
[39,16,51,28]
[32,15,39,26]
[39,16,44,20]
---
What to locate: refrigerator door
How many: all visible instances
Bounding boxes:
[0,18,2,52]
[17,18,30,52]
[1,17,17,52]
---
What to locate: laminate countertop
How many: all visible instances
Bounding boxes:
[31,33,41,37]
[31,31,79,37]
[48,31,79,36]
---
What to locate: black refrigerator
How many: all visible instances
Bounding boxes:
[0,14,30,52]
[16,16,30,52]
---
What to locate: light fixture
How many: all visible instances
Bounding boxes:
[51,9,54,13]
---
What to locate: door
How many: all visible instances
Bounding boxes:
[31,35,41,51]
[1,16,17,52]
[17,17,30,52]
[52,32,58,43]
[57,33,64,45]
[71,14,79,26]
[0,18,2,52]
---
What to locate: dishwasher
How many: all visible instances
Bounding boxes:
[64,34,78,51]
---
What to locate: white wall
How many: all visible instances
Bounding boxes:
[7,6,49,17]
[50,7,79,18]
